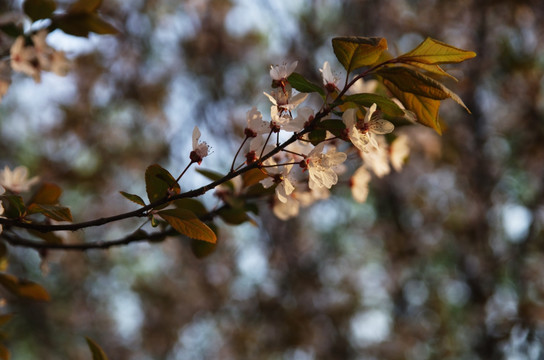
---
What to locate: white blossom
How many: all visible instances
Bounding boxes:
[10,30,70,82]
[306,142,347,190]
[0,165,39,193]
[269,61,298,81]
[342,104,394,153]
[351,166,371,203]
[10,36,40,82]
[264,89,308,132]
[362,137,391,178]
[320,61,340,90]
[190,126,210,164]
[245,107,269,137]
[390,134,410,172]
[260,160,295,203]
[264,90,308,112]
[273,195,299,220]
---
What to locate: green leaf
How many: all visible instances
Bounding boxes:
[190,237,218,259]
[29,183,62,205]
[119,191,146,206]
[332,37,388,73]
[383,78,442,134]
[218,207,251,225]
[398,37,476,65]
[145,164,180,204]
[158,209,216,243]
[28,204,72,222]
[378,66,470,112]
[23,0,57,21]
[0,22,24,38]
[69,0,102,13]
[344,93,405,118]
[315,119,346,138]
[172,199,207,218]
[196,169,233,190]
[0,195,26,218]
[0,273,50,301]
[308,129,326,146]
[53,13,118,37]
[287,72,325,95]
[86,337,109,360]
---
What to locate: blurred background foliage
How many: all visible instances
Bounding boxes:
[1,0,544,359]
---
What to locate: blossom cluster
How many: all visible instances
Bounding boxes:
[0,165,40,235]
[235,61,410,219]
[8,30,70,85]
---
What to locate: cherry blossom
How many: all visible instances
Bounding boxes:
[10,36,41,82]
[269,61,298,82]
[342,104,394,153]
[0,165,40,193]
[390,134,410,172]
[264,89,308,131]
[361,136,391,178]
[245,107,269,138]
[260,160,295,203]
[320,61,341,91]
[190,126,210,164]
[273,195,300,220]
[305,142,347,190]
[350,166,371,203]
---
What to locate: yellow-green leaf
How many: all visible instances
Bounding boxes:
[86,337,109,360]
[158,209,216,243]
[399,37,476,65]
[242,168,267,188]
[383,78,442,134]
[30,183,62,205]
[332,37,388,73]
[172,199,207,218]
[378,66,470,112]
[69,0,102,13]
[119,191,146,206]
[0,273,50,301]
[344,93,405,117]
[23,0,57,21]
[28,204,73,222]
[145,164,180,204]
[404,62,458,81]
